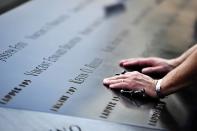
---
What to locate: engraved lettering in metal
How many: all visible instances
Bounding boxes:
[148,101,165,126]
[0,80,31,105]
[49,125,81,131]
[100,96,120,119]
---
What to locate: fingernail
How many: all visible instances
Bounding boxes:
[103,79,108,84]
[109,85,113,88]
[122,63,127,66]
[142,69,148,73]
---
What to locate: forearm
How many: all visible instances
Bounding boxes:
[160,49,197,95]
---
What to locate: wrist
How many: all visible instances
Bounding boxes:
[169,58,181,68]
[155,79,165,98]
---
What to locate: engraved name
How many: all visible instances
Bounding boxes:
[79,17,104,36]
[99,96,120,119]
[72,0,95,13]
[148,101,165,126]
[0,79,32,104]
[51,58,102,112]
[26,14,69,40]
[69,58,103,84]
[24,37,81,76]
[102,29,130,52]
[51,87,77,112]
[0,42,28,62]
[49,125,81,131]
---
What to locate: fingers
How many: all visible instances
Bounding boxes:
[109,82,129,88]
[103,74,129,81]
[119,58,136,67]
[142,66,163,74]
[103,78,142,90]
[103,79,135,89]
[103,79,124,85]
[119,59,134,66]
[103,71,138,84]
[103,73,130,88]
[103,71,142,90]
[142,66,167,74]
[119,58,153,67]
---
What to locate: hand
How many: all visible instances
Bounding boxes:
[119,57,175,77]
[103,71,157,97]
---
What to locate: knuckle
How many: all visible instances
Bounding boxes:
[119,74,126,78]
[132,71,140,76]
[125,72,131,75]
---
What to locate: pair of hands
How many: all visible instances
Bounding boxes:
[103,57,175,97]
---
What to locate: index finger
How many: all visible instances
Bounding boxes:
[120,58,152,67]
